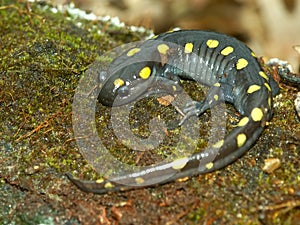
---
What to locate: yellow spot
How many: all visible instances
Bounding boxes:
[237,117,249,127]
[237,133,247,147]
[205,162,214,170]
[96,178,104,183]
[135,177,144,184]
[259,71,269,81]
[113,78,125,87]
[247,85,261,94]
[221,46,234,56]
[264,83,271,92]
[268,97,272,107]
[236,58,248,70]
[172,157,189,170]
[251,107,264,122]
[127,48,140,56]
[184,42,194,53]
[104,182,114,189]
[139,66,152,79]
[213,140,224,148]
[214,95,219,101]
[206,39,219,48]
[251,52,257,57]
[157,44,170,54]
[151,35,158,39]
[177,177,189,182]
[213,82,221,87]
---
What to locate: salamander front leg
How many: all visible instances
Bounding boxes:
[178,100,208,126]
[178,85,224,126]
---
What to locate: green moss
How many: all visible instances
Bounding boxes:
[0,0,151,222]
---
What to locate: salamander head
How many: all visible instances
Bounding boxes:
[98,63,183,106]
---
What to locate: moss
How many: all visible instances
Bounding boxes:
[0,0,150,222]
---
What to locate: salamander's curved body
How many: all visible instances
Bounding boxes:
[67,30,279,194]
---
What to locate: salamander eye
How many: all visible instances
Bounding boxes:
[117,86,129,97]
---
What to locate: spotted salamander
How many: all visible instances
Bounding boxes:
[67,30,280,194]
